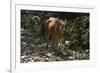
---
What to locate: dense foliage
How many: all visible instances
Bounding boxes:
[21,10,89,63]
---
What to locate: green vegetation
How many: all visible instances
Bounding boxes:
[21,10,89,63]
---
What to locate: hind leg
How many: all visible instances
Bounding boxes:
[46,35,51,50]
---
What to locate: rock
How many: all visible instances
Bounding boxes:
[46,53,52,57]
[21,55,27,59]
[65,41,70,45]
[69,56,75,60]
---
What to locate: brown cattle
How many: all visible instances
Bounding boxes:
[46,17,67,48]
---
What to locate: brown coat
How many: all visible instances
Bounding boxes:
[46,17,65,47]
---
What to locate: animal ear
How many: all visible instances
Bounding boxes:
[47,20,52,24]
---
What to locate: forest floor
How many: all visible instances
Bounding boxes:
[21,29,89,63]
